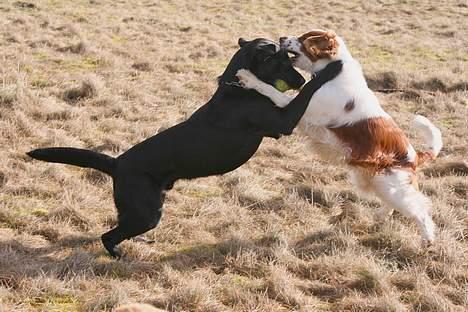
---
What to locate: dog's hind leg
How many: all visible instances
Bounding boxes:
[371,170,435,245]
[102,174,165,258]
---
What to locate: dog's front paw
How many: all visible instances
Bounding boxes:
[236,69,260,89]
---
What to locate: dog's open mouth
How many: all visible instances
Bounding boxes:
[287,50,300,62]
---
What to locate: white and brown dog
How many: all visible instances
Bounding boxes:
[236,30,442,244]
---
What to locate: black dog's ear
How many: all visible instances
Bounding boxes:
[238,38,249,47]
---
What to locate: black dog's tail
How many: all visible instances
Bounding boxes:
[27,147,116,176]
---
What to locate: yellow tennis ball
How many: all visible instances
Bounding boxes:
[273,79,291,92]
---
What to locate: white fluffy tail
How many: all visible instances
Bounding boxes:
[413,115,442,157]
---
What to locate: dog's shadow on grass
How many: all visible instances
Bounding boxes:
[154,237,267,274]
[0,233,299,281]
[156,230,347,273]
[0,234,102,282]
[0,224,424,284]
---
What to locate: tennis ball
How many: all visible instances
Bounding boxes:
[273,79,291,92]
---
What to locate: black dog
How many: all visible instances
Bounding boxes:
[27,38,342,258]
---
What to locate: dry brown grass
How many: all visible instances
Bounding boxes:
[0,0,467,311]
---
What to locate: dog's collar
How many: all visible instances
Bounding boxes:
[311,69,323,80]
[221,80,244,88]
[311,61,341,80]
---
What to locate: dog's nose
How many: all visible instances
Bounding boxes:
[279,37,287,44]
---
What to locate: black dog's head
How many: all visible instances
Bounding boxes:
[219,38,305,90]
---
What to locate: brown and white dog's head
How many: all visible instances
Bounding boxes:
[280,29,343,73]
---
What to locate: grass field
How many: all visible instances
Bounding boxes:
[0,0,467,311]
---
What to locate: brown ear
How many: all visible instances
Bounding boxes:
[299,30,339,61]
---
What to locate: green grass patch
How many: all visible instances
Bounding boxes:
[367,46,395,63]
[31,78,53,88]
[182,187,223,199]
[26,294,80,312]
[33,51,50,62]
[111,34,127,44]
[31,208,49,217]
[230,275,264,291]
[439,116,459,127]
[413,47,446,62]
[52,56,106,71]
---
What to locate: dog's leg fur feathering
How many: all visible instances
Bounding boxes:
[371,169,435,244]
[413,114,443,164]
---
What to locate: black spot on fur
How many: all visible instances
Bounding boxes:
[344,99,355,112]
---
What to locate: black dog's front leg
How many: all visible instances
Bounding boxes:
[249,61,343,136]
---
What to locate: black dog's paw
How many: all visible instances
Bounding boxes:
[236,69,259,89]
[313,60,343,82]
[101,235,122,259]
[109,246,123,259]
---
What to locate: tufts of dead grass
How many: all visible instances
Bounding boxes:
[56,40,88,54]
[115,303,168,312]
[366,71,399,90]
[45,207,93,231]
[422,160,468,177]
[0,89,16,109]
[62,75,103,103]
[0,171,7,188]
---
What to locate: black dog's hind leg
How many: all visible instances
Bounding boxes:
[102,175,165,258]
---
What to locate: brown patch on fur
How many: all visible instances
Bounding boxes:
[299,29,339,62]
[328,117,413,175]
